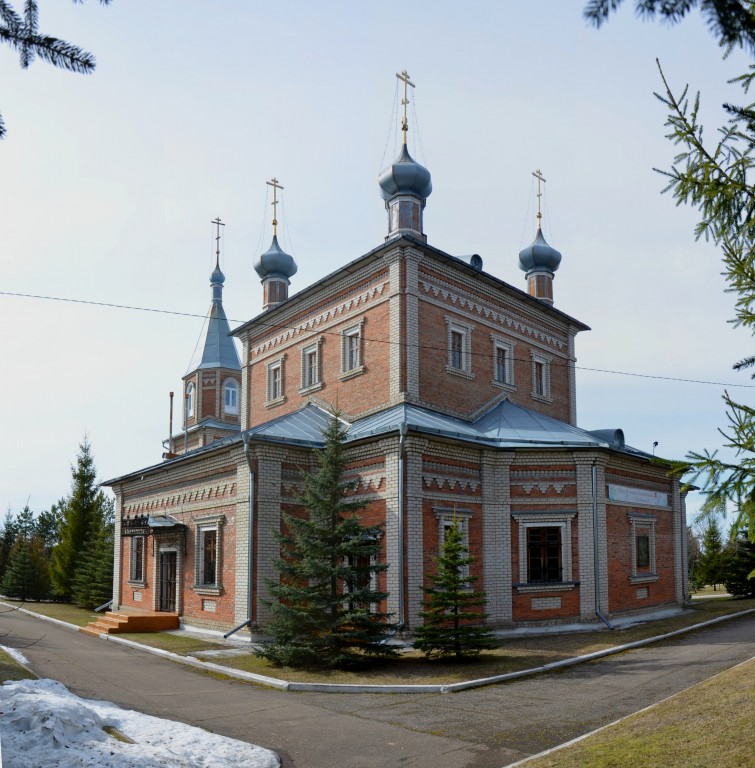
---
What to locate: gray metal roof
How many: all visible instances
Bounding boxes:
[104,400,652,488]
[186,293,241,374]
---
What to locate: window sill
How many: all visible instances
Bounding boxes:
[630,574,658,584]
[445,365,475,380]
[299,382,324,396]
[492,380,515,391]
[127,580,146,588]
[531,392,553,404]
[514,581,579,594]
[339,365,365,381]
[264,395,287,409]
[193,585,222,596]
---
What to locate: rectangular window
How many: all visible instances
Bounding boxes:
[341,323,364,376]
[527,527,562,582]
[531,352,551,400]
[199,528,217,586]
[300,342,323,392]
[129,536,145,582]
[495,346,507,383]
[268,362,282,401]
[637,534,650,569]
[450,331,463,369]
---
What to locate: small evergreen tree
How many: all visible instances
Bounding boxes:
[51,437,113,601]
[699,516,726,590]
[1,535,49,601]
[0,510,19,584]
[258,414,396,669]
[72,515,114,610]
[723,531,755,598]
[413,520,497,660]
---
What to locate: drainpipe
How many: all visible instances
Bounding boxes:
[592,462,614,630]
[397,421,408,627]
[224,432,255,640]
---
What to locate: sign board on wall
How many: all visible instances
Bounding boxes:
[607,484,669,508]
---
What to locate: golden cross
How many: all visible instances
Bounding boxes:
[266,177,284,236]
[396,69,415,144]
[211,217,224,264]
[532,169,546,230]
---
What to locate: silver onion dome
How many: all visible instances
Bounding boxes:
[253,235,298,280]
[378,144,433,201]
[518,228,562,274]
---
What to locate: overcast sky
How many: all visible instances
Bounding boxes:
[1,1,751,524]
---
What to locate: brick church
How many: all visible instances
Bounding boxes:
[105,77,689,635]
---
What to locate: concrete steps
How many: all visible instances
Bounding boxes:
[80,610,179,637]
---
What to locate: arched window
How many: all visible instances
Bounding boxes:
[186,382,195,418]
[223,379,239,414]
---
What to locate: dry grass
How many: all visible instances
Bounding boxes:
[215,597,755,685]
[0,648,36,683]
[524,658,755,767]
[4,600,99,627]
[115,632,226,654]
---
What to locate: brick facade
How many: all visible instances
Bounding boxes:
[107,233,687,634]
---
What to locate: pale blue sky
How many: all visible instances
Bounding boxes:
[0,1,751,524]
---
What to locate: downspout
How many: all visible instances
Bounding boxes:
[224,432,255,639]
[592,462,614,630]
[397,421,408,627]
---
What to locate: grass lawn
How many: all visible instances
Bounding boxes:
[2,600,100,627]
[115,633,226,654]
[522,658,755,767]
[0,649,36,683]
[214,597,755,685]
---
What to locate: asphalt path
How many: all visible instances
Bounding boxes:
[2,608,754,767]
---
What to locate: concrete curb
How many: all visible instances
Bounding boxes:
[5,602,754,695]
[504,654,755,767]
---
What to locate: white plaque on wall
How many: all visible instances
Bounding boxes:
[608,484,669,508]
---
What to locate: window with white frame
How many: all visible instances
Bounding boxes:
[433,507,471,580]
[345,545,378,610]
[340,320,365,377]
[513,511,576,588]
[223,379,239,414]
[628,512,657,582]
[491,336,515,388]
[444,317,474,378]
[266,355,286,405]
[300,339,323,393]
[185,382,195,418]
[194,516,223,592]
[530,351,552,401]
[129,536,145,583]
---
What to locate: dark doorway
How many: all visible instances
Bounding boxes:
[159,551,177,612]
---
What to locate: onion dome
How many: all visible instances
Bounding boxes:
[378,144,433,201]
[210,262,225,285]
[253,235,298,280]
[518,228,562,274]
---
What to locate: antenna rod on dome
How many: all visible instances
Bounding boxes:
[396,69,415,145]
[532,169,546,233]
[266,177,284,237]
[211,216,224,267]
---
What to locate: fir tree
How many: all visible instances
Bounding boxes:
[72,514,114,609]
[0,510,19,584]
[1,535,49,601]
[413,520,497,660]
[699,516,726,590]
[51,437,113,601]
[723,530,755,597]
[258,414,396,669]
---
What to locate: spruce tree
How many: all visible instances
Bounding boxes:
[413,521,497,660]
[72,517,114,609]
[722,531,755,598]
[258,414,396,669]
[699,516,726,590]
[51,437,112,601]
[0,510,19,584]
[1,535,49,601]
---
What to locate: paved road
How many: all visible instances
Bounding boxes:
[2,609,754,767]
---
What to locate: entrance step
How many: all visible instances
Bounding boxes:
[80,610,179,636]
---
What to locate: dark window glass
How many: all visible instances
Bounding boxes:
[202,529,217,585]
[451,331,463,369]
[637,535,650,569]
[527,527,562,582]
